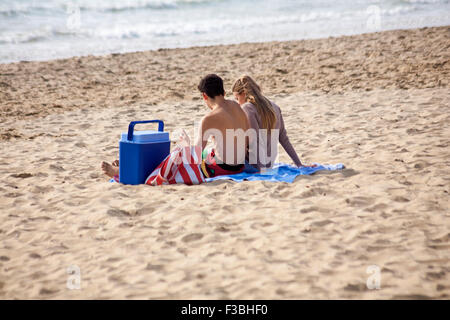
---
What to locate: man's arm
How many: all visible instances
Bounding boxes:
[194,115,210,152]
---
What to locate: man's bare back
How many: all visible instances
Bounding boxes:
[197,98,249,165]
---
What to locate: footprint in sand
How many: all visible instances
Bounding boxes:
[146,264,164,272]
[28,216,51,222]
[136,206,156,216]
[31,186,54,194]
[345,196,374,207]
[340,169,359,177]
[74,142,87,148]
[107,208,131,217]
[426,271,446,281]
[270,190,291,199]
[300,187,329,198]
[181,233,203,242]
[10,173,33,179]
[220,205,235,213]
[49,164,65,172]
[215,226,230,232]
[39,288,59,296]
[119,222,134,228]
[393,196,410,203]
[79,123,91,130]
[299,206,320,214]
[365,203,388,213]
[311,219,333,227]
[30,272,46,280]
[392,294,431,300]
[343,283,367,292]
[412,161,430,170]
[429,232,450,244]
[5,192,23,198]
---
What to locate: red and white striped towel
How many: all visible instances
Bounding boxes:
[145,146,205,186]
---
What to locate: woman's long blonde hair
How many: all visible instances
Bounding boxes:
[232,75,276,132]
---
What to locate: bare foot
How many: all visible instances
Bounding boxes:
[101,161,119,178]
[112,160,119,167]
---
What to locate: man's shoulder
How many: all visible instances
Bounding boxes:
[223,98,243,112]
[226,99,241,107]
[201,108,224,127]
[201,112,215,125]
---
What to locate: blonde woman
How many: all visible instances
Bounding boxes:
[232,75,309,170]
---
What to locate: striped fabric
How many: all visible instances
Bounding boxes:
[145,146,206,186]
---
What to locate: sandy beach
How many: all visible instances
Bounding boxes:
[0,26,449,299]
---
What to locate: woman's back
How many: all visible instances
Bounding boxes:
[242,101,301,169]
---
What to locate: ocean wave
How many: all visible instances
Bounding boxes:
[1,0,449,60]
[0,8,346,44]
[381,5,419,15]
[0,27,56,44]
[1,0,448,16]
[77,0,223,12]
[0,1,62,16]
[0,0,225,16]
[0,25,193,44]
[403,0,447,4]
[0,4,426,45]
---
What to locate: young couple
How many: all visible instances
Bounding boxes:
[102,74,312,182]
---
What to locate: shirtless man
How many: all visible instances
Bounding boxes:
[102,74,249,179]
[195,74,249,178]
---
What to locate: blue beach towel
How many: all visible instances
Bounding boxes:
[206,163,345,183]
[111,162,345,184]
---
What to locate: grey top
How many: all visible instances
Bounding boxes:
[242,101,302,169]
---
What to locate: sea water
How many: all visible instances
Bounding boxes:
[0,0,449,63]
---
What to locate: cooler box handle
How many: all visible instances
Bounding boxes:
[127,120,164,141]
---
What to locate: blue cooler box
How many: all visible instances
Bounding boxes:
[119,120,170,185]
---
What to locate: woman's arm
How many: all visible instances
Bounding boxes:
[278,110,303,167]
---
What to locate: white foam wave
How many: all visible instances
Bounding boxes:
[0,0,223,15]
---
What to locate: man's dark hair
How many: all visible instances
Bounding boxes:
[198,74,225,99]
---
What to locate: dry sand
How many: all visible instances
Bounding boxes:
[0,26,449,299]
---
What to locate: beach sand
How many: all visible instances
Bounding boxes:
[0,26,449,299]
